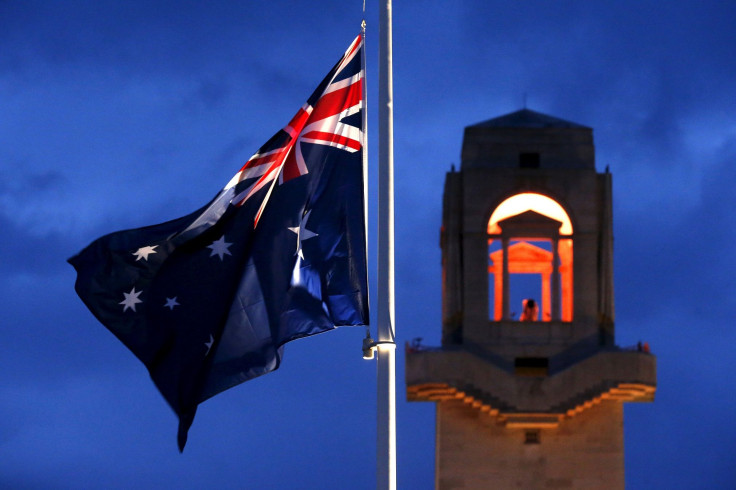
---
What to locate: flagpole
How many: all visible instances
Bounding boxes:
[377,0,397,489]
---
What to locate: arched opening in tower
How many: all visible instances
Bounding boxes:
[487,193,573,322]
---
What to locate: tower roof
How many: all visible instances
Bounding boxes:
[469,108,589,130]
[461,108,595,170]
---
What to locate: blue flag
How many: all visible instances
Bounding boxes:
[69,35,368,450]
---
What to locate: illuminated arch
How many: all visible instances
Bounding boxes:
[488,193,573,235]
[488,193,573,322]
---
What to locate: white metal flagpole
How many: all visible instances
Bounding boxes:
[377,0,397,488]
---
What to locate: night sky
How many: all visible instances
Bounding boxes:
[2,1,735,488]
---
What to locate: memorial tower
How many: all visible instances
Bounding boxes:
[405,109,656,489]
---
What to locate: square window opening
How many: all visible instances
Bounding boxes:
[519,152,540,168]
[525,430,541,444]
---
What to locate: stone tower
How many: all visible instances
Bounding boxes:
[405,109,656,489]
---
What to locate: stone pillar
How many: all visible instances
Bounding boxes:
[542,271,551,321]
[552,237,560,321]
[502,237,510,320]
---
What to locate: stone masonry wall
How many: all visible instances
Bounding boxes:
[436,400,624,489]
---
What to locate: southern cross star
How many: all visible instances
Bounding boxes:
[205,334,214,356]
[288,209,318,260]
[132,245,158,261]
[120,287,143,312]
[207,235,232,261]
[164,297,180,310]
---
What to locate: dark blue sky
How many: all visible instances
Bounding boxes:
[2,1,735,488]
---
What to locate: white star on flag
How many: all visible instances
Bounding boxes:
[288,209,318,260]
[205,334,214,356]
[132,245,158,261]
[164,297,180,310]
[207,236,232,261]
[120,287,143,312]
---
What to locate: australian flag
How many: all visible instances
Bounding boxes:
[69,35,368,450]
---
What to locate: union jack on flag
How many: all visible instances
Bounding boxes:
[228,34,364,223]
[177,34,364,238]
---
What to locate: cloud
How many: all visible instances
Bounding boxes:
[614,131,736,333]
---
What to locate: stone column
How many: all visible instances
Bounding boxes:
[552,237,561,321]
[502,237,510,320]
